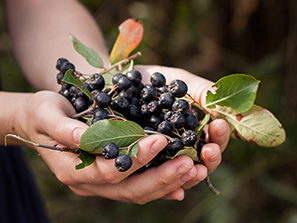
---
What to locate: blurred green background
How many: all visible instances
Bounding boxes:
[1,0,297,222]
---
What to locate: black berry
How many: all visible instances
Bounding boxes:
[89,73,105,91]
[150,72,166,87]
[181,130,197,146]
[115,154,133,172]
[126,70,142,86]
[102,142,119,159]
[169,79,188,98]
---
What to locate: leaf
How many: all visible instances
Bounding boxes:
[195,113,210,139]
[63,70,93,99]
[70,34,104,68]
[168,147,199,162]
[215,105,286,147]
[75,150,96,170]
[119,143,139,158]
[79,119,145,154]
[205,74,260,113]
[110,19,143,65]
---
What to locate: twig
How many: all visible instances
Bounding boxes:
[102,52,142,75]
[205,175,220,195]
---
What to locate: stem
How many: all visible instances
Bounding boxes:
[101,52,142,75]
[143,130,174,142]
[205,175,220,195]
[5,134,79,154]
[71,101,97,119]
[125,136,148,155]
[186,93,216,120]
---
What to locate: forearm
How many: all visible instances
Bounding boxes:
[4,0,109,91]
[0,92,32,145]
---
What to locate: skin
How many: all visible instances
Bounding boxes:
[1,0,230,204]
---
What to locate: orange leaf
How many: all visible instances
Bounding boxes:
[110,18,143,65]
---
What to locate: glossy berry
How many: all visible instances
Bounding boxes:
[149,115,162,129]
[117,76,132,90]
[126,70,142,86]
[112,73,125,85]
[102,142,119,159]
[170,112,186,129]
[169,79,188,98]
[112,96,129,113]
[166,138,184,155]
[164,110,174,122]
[95,92,112,108]
[157,121,173,135]
[140,87,156,102]
[73,96,89,113]
[56,58,68,70]
[124,104,141,122]
[147,100,161,114]
[115,154,133,172]
[89,73,105,90]
[158,92,175,109]
[172,99,189,114]
[118,89,133,101]
[181,130,197,146]
[69,85,80,97]
[184,112,198,130]
[91,116,105,124]
[150,72,166,87]
[93,108,108,119]
[56,72,64,85]
[60,62,75,74]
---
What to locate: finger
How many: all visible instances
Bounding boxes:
[181,164,208,190]
[207,119,230,152]
[116,156,196,203]
[72,155,196,203]
[200,143,222,173]
[31,91,89,148]
[162,188,185,201]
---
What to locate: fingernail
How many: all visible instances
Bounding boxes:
[149,138,167,155]
[73,128,85,145]
[179,167,196,182]
[203,146,220,163]
[215,120,228,137]
[209,148,221,162]
[176,164,192,177]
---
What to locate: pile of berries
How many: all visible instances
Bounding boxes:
[56,58,206,172]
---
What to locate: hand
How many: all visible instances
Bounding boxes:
[14,78,228,204]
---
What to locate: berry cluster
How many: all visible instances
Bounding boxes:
[56,58,206,172]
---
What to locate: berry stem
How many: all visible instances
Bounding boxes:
[71,100,97,119]
[125,136,148,155]
[143,130,175,142]
[186,93,216,120]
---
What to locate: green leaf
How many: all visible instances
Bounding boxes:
[63,70,93,99]
[205,74,260,113]
[70,34,104,68]
[79,119,145,154]
[168,147,199,162]
[119,143,139,158]
[215,105,286,147]
[75,150,96,169]
[195,113,210,139]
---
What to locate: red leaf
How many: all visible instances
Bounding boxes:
[110,18,143,65]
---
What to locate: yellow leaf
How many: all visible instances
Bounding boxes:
[110,18,143,65]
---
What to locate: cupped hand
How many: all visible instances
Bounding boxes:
[12,91,222,203]
[14,65,229,204]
